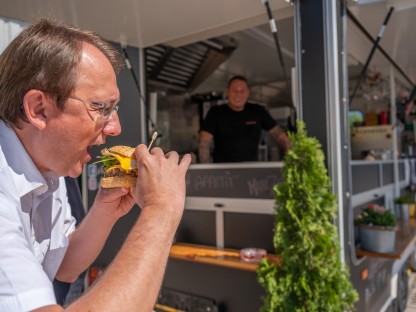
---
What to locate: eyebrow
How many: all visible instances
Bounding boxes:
[93,96,120,106]
[106,96,121,104]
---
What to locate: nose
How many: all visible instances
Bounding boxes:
[102,112,122,136]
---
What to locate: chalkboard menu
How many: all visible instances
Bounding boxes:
[185,164,283,199]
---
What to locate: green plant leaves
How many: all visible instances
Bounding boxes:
[394,194,414,204]
[356,207,396,227]
[258,121,358,312]
[92,155,118,170]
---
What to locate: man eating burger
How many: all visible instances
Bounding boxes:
[0,18,191,312]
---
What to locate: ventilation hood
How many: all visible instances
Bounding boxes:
[145,36,238,94]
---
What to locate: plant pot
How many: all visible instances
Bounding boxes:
[395,204,410,221]
[359,224,397,253]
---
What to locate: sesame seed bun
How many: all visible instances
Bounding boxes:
[102,145,136,158]
[101,175,137,188]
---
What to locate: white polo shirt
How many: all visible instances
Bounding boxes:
[0,122,76,311]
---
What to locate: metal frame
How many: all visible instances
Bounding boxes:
[185,162,282,248]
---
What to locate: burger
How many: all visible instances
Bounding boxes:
[95,145,138,188]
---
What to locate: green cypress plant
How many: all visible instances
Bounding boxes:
[257,121,358,312]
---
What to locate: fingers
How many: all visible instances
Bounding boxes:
[135,144,191,168]
[129,186,136,196]
[135,144,149,160]
[131,145,191,211]
[135,145,166,159]
[150,147,165,156]
[165,151,179,163]
[156,151,191,172]
[179,153,192,169]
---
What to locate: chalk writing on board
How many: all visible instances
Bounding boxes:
[187,171,240,191]
[247,175,280,197]
[185,167,282,199]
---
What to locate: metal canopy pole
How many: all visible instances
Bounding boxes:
[122,47,154,143]
[346,8,414,88]
[262,0,290,92]
[390,67,400,198]
[262,0,297,131]
[349,7,394,104]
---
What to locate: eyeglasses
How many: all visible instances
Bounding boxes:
[68,96,119,121]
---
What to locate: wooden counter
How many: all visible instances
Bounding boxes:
[356,219,416,259]
[170,243,280,272]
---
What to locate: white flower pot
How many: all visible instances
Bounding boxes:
[359,224,396,253]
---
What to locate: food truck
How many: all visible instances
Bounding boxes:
[2,0,416,311]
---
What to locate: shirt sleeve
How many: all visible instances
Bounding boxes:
[0,168,56,312]
[259,106,277,131]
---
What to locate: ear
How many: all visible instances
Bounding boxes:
[22,90,54,131]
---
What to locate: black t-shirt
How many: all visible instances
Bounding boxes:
[201,103,277,162]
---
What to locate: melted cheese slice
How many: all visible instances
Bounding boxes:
[113,154,137,171]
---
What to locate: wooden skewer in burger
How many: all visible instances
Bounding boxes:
[95,132,158,188]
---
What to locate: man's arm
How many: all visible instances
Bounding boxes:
[38,145,191,312]
[268,125,290,152]
[198,130,214,163]
[55,186,135,282]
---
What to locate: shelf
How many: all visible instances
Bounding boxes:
[356,219,416,259]
[169,243,280,272]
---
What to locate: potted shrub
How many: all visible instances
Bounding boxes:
[257,121,358,312]
[355,204,397,253]
[394,194,414,220]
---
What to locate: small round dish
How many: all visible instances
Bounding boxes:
[240,248,267,262]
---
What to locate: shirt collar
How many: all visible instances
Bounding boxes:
[0,121,58,197]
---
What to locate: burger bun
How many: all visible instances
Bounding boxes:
[101,175,137,188]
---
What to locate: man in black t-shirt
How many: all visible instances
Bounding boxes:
[199,75,290,163]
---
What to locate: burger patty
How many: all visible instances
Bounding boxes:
[105,167,137,178]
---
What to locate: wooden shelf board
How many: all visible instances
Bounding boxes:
[169,243,280,272]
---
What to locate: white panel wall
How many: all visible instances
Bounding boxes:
[0,17,26,54]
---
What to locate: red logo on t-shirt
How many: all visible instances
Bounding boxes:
[246,120,257,125]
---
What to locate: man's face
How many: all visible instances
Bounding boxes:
[41,43,121,178]
[226,79,250,112]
